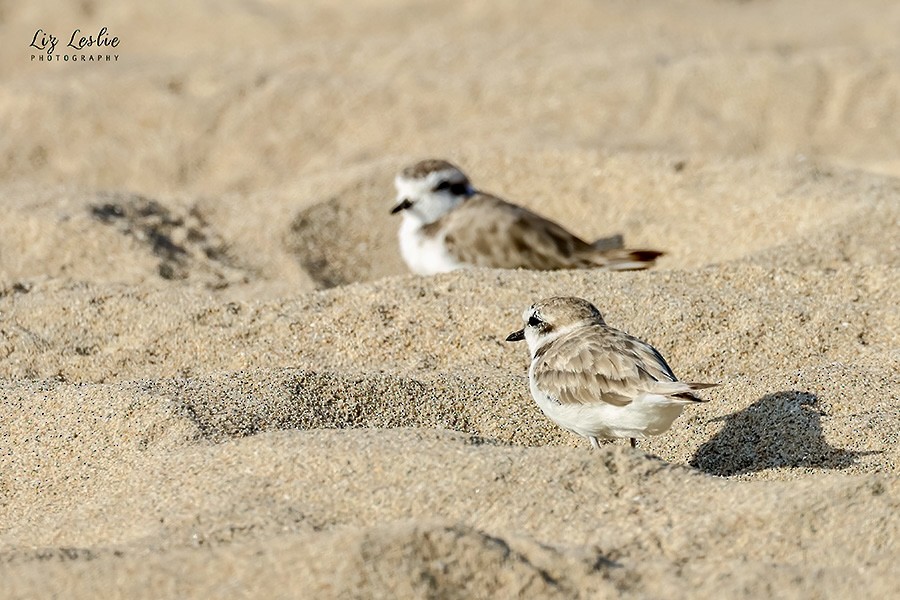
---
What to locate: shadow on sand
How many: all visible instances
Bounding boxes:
[690,390,873,476]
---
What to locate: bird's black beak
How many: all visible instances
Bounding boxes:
[390,198,412,214]
[506,329,525,342]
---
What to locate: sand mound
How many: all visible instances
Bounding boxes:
[2,429,896,598]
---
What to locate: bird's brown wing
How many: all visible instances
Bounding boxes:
[532,326,710,406]
[434,194,660,270]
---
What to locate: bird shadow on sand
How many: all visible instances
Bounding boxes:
[689,390,876,476]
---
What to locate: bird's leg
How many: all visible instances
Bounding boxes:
[630,438,637,449]
[589,436,601,450]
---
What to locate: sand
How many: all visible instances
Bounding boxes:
[1,1,898,597]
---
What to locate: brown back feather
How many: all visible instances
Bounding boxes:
[436,194,662,271]
[532,326,683,407]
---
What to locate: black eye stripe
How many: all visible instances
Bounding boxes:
[528,315,542,327]
[432,180,469,195]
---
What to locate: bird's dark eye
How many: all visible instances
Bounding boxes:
[448,182,469,195]
[528,315,542,327]
[433,180,469,195]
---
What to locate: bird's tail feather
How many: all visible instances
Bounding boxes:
[596,249,665,271]
[672,382,719,402]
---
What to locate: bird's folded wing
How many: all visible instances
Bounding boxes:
[437,194,595,270]
[532,328,691,406]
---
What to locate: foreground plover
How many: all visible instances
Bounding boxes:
[390,159,663,275]
[506,296,716,449]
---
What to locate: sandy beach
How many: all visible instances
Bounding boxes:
[1,1,898,597]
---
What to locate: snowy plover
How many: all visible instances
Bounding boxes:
[506,296,716,449]
[390,159,663,275]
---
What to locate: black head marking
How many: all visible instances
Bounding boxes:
[432,179,471,196]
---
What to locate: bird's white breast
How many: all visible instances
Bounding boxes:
[398,216,466,275]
